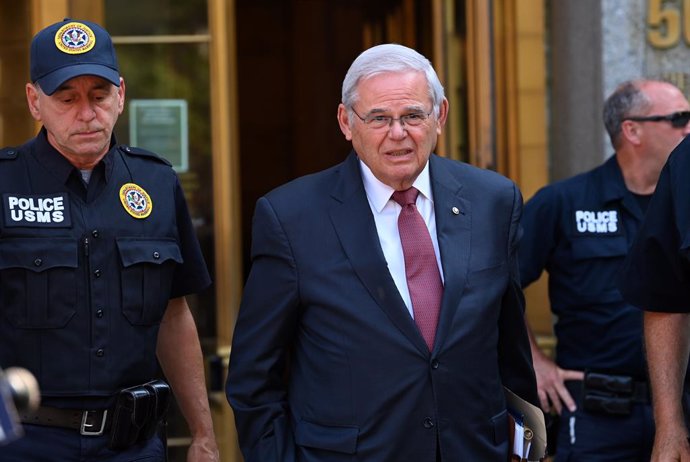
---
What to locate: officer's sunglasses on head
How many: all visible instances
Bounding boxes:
[624,110,690,128]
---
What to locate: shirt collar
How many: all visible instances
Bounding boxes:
[32,127,115,185]
[600,153,647,219]
[359,158,433,213]
[600,154,629,203]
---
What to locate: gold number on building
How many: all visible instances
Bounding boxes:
[647,0,681,49]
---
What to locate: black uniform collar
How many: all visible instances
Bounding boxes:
[599,153,644,219]
[32,127,115,185]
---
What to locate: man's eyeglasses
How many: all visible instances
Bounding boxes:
[624,111,690,128]
[351,107,433,129]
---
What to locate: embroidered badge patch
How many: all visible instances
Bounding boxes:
[119,183,152,219]
[54,22,96,55]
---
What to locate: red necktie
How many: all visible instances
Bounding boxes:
[392,187,443,351]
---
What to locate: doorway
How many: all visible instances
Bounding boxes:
[234,0,462,270]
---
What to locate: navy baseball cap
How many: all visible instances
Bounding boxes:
[30,19,120,95]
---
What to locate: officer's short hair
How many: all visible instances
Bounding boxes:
[603,80,652,149]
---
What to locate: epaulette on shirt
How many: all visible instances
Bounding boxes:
[0,147,19,160]
[118,145,172,167]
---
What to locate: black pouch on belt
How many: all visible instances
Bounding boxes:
[582,371,633,416]
[583,393,632,415]
[108,379,170,450]
[139,379,171,441]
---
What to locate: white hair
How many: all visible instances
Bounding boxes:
[341,43,445,117]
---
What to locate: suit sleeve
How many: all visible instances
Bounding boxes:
[226,196,298,462]
[498,183,540,406]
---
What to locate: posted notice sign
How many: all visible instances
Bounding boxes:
[129,99,189,172]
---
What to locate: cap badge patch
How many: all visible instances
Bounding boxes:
[119,183,152,219]
[54,22,96,55]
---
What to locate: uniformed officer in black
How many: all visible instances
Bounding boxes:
[0,19,219,461]
[619,131,690,461]
[519,79,690,461]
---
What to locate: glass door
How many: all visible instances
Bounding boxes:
[103,2,218,459]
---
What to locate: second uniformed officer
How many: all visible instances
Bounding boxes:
[0,19,218,461]
[519,79,690,461]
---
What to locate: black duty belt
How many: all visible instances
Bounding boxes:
[20,406,111,436]
[18,380,170,449]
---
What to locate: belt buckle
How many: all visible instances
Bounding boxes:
[80,410,108,436]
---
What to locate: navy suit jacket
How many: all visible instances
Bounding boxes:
[226,152,538,462]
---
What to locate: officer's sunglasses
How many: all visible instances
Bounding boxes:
[624,110,690,128]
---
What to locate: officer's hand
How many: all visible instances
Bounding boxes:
[532,350,584,414]
[651,426,690,462]
[187,435,220,462]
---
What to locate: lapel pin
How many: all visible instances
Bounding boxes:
[451,206,460,215]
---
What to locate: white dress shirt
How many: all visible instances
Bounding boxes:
[359,159,445,318]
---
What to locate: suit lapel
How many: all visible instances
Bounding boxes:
[429,155,472,352]
[329,152,428,354]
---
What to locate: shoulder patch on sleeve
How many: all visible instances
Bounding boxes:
[0,147,19,160]
[118,145,172,167]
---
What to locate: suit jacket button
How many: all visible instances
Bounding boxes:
[423,417,434,429]
[431,359,440,369]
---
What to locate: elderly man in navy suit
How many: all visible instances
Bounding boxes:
[226,43,539,462]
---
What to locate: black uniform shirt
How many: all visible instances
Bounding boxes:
[620,136,690,312]
[519,155,647,377]
[0,129,211,407]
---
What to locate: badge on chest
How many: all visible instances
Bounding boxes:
[119,183,152,219]
[2,193,71,227]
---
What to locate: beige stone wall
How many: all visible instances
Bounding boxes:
[603,0,690,153]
